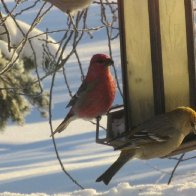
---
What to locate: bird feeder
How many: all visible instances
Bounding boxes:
[96,0,196,156]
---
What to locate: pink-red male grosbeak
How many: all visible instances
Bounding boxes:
[52,54,116,136]
[96,107,196,185]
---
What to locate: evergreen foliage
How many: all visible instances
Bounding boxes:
[0,51,49,130]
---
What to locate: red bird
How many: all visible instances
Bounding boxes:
[52,54,116,136]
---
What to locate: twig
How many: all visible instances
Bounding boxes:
[0,12,12,52]
[49,71,85,190]
[168,153,185,185]
[100,0,123,97]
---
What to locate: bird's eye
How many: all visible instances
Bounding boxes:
[190,119,196,134]
[96,60,104,64]
[190,121,194,127]
[190,121,196,131]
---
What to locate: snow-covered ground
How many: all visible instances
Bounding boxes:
[0,119,196,195]
[0,0,196,195]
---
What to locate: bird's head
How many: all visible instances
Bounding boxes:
[188,108,196,135]
[90,54,114,68]
[175,107,196,134]
[86,54,114,80]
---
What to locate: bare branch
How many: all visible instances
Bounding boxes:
[168,153,185,185]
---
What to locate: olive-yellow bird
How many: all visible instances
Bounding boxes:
[96,107,196,185]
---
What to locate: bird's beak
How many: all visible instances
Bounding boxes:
[105,58,114,67]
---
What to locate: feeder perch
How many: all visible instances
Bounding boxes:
[96,105,125,148]
[96,0,196,156]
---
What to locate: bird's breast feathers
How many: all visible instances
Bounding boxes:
[72,75,116,118]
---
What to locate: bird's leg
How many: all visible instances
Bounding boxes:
[68,12,78,33]
[96,116,101,142]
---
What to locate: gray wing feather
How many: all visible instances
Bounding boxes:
[115,115,176,150]
[66,81,87,108]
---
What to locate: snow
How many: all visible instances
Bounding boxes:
[0,118,196,195]
[0,15,59,67]
[0,40,16,60]
[1,182,196,196]
[0,0,196,196]
[65,183,196,195]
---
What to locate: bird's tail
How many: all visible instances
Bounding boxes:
[51,111,76,136]
[96,150,134,185]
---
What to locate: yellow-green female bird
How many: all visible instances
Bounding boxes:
[96,107,196,185]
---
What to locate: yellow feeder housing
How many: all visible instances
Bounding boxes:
[120,0,196,127]
[96,0,196,156]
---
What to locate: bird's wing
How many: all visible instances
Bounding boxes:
[66,79,97,108]
[66,81,87,108]
[115,115,177,150]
